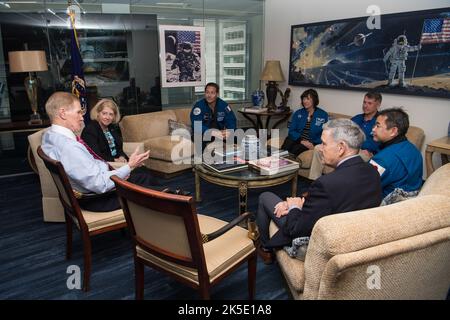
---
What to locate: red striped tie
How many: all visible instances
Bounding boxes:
[76,136,105,162]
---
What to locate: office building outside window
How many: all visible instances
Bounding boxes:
[220,22,246,102]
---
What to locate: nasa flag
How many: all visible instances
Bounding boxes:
[69,10,89,124]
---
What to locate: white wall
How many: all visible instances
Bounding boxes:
[264,0,450,172]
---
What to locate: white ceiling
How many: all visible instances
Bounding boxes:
[0,0,264,29]
[0,0,264,16]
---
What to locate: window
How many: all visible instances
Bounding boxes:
[224,56,244,63]
[224,68,245,76]
[223,43,245,52]
[224,79,245,88]
[225,30,244,40]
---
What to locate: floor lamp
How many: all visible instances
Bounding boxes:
[8,50,48,125]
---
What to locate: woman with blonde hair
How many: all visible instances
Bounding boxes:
[81,98,128,162]
[81,98,160,191]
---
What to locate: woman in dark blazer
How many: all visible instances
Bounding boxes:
[81,99,128,163]
[81,99,160,188]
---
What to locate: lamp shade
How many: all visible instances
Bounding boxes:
[8,50,48,73]
[260,60,285,82]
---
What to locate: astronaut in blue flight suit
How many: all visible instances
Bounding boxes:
[282,89,328,157]
[370,108,423,198]
[190,82,236,144]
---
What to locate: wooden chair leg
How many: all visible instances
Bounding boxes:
[135,258,144,300]
[199,282,210,300]
[82,237,92,292]
[248,252,257,300]
[65,217,73,260]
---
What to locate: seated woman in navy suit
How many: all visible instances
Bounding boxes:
[281,89,328,156]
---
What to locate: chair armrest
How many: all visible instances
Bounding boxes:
[123,142,145,157]
[201,211,253,243]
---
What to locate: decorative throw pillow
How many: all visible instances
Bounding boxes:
[283,236,310,261]
[168,119,192,135]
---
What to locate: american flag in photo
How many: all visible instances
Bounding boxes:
[420,18,450,44]
[177,30,201,55]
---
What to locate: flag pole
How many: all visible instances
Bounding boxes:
[410,20,425,85]
[68,0,89,124]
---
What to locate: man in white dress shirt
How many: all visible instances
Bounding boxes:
[41,92,150,211]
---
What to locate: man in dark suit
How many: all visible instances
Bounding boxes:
[256,119,382,263]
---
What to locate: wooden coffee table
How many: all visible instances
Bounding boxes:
[193,164,298,215]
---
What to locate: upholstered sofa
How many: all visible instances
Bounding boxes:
[269,112,425,179]
[28,129,144,222]
[269,163,450,299]
[119,108,193,176]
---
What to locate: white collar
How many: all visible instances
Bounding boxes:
[337,154,359,167]
[50,124,77,141]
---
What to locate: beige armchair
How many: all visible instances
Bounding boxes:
[28,129,64,222]
[120,108,193,176]
[28,129,144,222]
[269,163,450,299]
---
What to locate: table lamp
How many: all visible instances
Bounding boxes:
[8,50,48,125]
[260,60,285,112]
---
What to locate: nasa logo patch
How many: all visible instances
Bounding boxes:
[193,107,201,116]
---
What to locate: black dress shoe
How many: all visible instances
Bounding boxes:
[257,244,274,265]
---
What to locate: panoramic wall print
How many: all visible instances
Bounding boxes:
[289,7,450,99]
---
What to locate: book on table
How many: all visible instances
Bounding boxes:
[248,155,299,175]
[261,145,289,157]
[202,156,248,173]
[214,143,288,159]
[241,107,268,114]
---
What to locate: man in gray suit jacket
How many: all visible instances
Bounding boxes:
[256,119,382,263]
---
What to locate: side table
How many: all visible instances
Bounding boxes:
[238,108,292,139]
[425,136,450,178]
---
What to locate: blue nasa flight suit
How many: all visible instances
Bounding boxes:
[190,97,237,134]
[370,137,423,198]
[351,113,380,154]
[287,107,328,145]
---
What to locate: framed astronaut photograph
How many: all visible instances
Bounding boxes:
[158,25,206,88]
[289,7,450,99]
